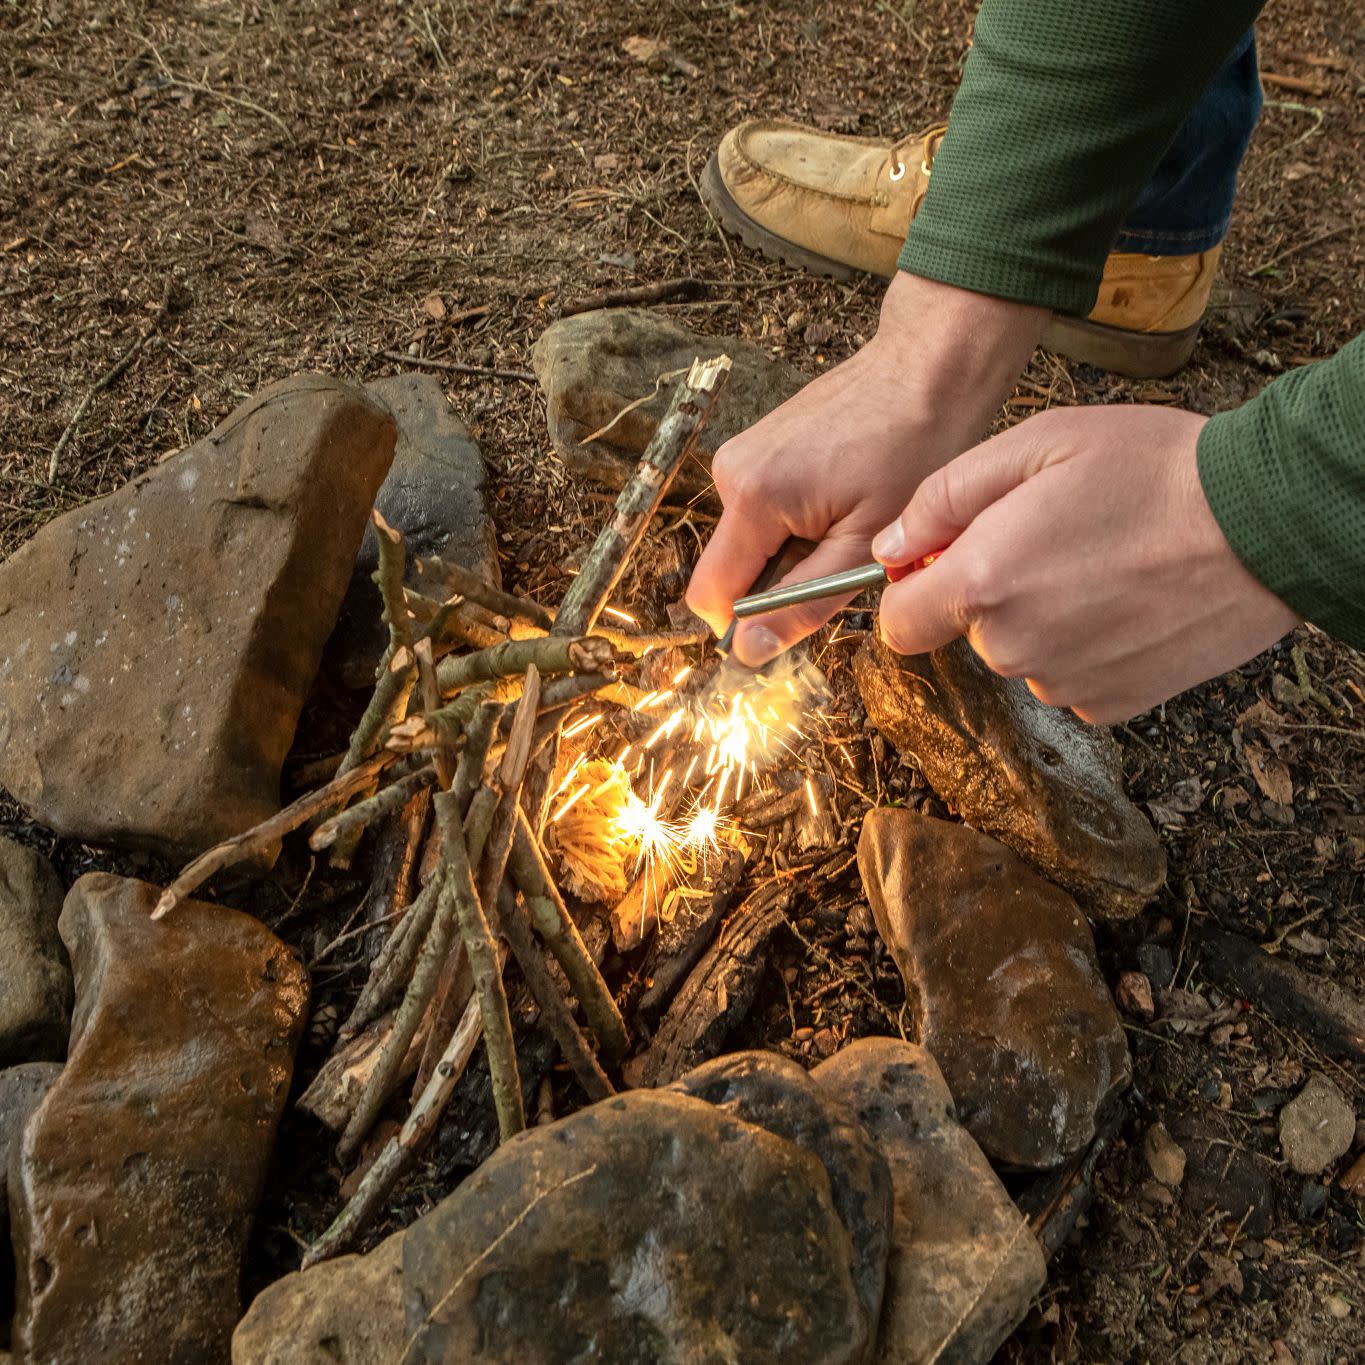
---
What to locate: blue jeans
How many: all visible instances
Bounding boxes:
[1115,28,1262,255]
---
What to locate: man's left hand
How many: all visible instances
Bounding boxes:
[870,404,1300,723]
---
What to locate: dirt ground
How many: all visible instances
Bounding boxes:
[4,1,1365,1361]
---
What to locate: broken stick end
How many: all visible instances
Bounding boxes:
[686,354,732,391]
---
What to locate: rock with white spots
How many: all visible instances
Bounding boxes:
[1279,1073,1356,1175]
[0,376,394,855]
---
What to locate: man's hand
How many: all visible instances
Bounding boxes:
[872,404,1301,722]
[686,273,1046,666]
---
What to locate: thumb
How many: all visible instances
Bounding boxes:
[870,417,1055,568]
[731,532,879,667]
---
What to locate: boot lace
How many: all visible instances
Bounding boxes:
[887,124,947,183]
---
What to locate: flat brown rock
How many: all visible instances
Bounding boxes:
[9,873,308,1365]
[859,809,1130,1169]
[853,636,1165,920]
[815,1039,1046,1365]
[0,375,394,856]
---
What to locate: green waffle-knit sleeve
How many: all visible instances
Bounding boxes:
[899,0,1265,313]
[1197,337,1365,649]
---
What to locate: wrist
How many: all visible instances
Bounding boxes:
[870,271,1048,429]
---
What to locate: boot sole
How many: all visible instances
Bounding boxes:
[701,153,1201,380]
[1037,313,1202,381]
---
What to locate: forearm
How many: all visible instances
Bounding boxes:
[1197,334,1365,649]
[901,0,1266,313]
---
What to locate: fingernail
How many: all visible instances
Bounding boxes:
[871,520,906,562]
[736,625,782,668]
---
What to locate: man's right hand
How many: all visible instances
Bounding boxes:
[685,271,1048,666]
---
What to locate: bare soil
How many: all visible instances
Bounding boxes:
[4,2,1365,1361]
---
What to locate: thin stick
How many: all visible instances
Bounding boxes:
[49,328,156,481]
[451,701,498,819]
[372,510,413,651]
[303,954,502,1268]
[560,278,706,317]
[336,860,456,1162]
[553,354,731,638]
[509,811,628,1062]
[340,874,441,1040]
[153,752,395,918]
[437,790,525,1141]
[435,635,615,694]
[415,556,554,630]
[309,766,436,850]
[378,349,536,382]
[413,639,454,788]
[387,684,500,753]
[495,883,612,1101]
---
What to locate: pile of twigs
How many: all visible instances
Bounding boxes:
[152,355,732,1265]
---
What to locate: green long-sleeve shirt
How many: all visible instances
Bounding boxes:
[898,0,1365,649]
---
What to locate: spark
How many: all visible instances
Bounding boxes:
[805,776,819,816]
[553,783,591,821]
[603,605,637,625]
[562,713,602,740]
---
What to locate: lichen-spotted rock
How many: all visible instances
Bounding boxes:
[531,308,802,503]
[0,375,394,856]
[9,873,308,1365]
[402,1088,884,1364]
[853,635,1165,919]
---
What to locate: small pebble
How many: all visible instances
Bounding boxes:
[1115,970,1155,1019]
[1143,1121,1187,1187]
[1280,1073,1356,1175]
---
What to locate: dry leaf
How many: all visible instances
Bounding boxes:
[421,292,446,320]
[621,34,700,77]
[1244,741,1294,806]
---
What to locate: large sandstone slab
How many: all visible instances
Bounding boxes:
[403,1087,883,1364]
[0,837,70,1065]
[10,874,308,1365]
[816,1039,1046,1365]
[859,810,1130,1169]
[0,375,395,856]
[328,373,498,687]
[853,636,1165,919]
[531,308,803,502]
[231,1229,406,1365]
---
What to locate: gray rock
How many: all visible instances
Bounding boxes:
[0,838,70,1065]
[531,308,803,503]
[10,873,309,1365]
[858,809,1130,1169]
[815,1039,1046,1365]
[667,1050,893,1336]
[232,1229,405,1365]
[1279,1073,1355,1175]
[0,1062,62,1328]
[853,636,1165,920]
[329,373,498,688]
[0,376,395,856]
[403,1088,880,1364]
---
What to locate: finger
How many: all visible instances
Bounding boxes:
[731,533,876,667]
[875,544,977,657]
[686,502,791,636]
[870,417,1056,568]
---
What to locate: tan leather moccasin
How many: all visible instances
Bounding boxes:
[701,118,1220,379]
